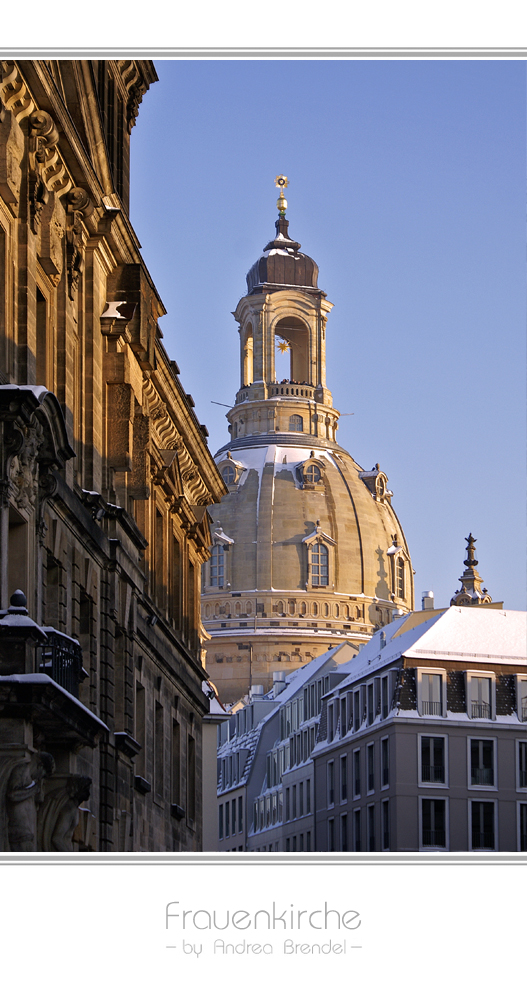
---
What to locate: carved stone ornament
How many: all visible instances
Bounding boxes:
[8,419,45,510]
[66,188,93,299]
[37,774,92,851]
[28,109,72,233]
[0,97,24,211]
[0,751,55,851]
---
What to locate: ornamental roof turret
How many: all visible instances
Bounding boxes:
[245,176,320,295]
[450,534,493,606]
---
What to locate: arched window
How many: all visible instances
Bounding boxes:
[277,600,284,614]
[312,602,318,616]
[396,557,405,599]
[235,601,241,615]
[288,599,296,615]
[222,464,235,485]
[300,601,307,615]
[304,464,321,483]
[289,414,303,432]
[246,601,252,614]
[311,543,329,586]
[334,604,339,618]
[210,545,225,587]
[323,603,329,617]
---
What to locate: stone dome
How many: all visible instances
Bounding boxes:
[203,198,414,704]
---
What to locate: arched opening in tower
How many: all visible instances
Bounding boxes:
[243,323,253,385]
[274,316,310,384]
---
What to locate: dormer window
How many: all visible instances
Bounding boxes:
[305,464,320,483]
[311,543,329,586]
[396,557,405,599]
[210,545,225,587]
[222,465,235,485]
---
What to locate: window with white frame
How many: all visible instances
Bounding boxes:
[418,671,445,716]
[466,672,495,720]
[518,741,527,790]
[519,802,527,851]
[367,743,375,793]
[470,800,496,850]
[469,738,496,788]
[327,760,335,806]
[353,749,361,798]
[517,676,527,722]
[381,737,390,788]
[420,735,447,785]
[382,799,390,850]
[421,798,447,849]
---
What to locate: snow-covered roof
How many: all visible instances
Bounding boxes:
[327,606,527,696]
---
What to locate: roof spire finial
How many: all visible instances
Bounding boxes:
[275,174,288,217]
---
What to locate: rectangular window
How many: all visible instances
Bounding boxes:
[470,675,492,719]
[225,798,230,838]
[285,787,290,821]
[328,818,335,851]
[135,682,146,776]
[299,782,304,817]
[381,737,389,787]
[341,813,348,852]
[354,809,361,852]
[292,784,297,820]
[471,800,495,850]
[340,755,347,802]
[219,804,224,840]
[382,800,390,850]
[340,697,347,736]
[368,804,375,851]
[187,733,196,824]
[421,673,443,716]
[238,796,243,833]
[292,835,297,851]
[306,830,311,851]
[367,744,374,792]
[382,675,389,719]
[422,799,446,848]
[354,749,361,797]
[154,701,164,799]
[286,838,290,852]
[519,803,527,851]
[421,736,446,784]
[367,684,374,726]
[232,799,236,836]
[518,677,527,721]
[171,719,181,805]
[353,690,360,732]
[306,779,311,814]
[518,742,527,789]
[328,702,334,742]
[328,761,335,806]
[470,739,495,787]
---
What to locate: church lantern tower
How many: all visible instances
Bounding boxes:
[203,179,414,704]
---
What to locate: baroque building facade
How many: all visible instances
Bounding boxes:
[0,59,225,851]
[203,179,414,705]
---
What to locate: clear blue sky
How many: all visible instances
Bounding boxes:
[130,59,526,612]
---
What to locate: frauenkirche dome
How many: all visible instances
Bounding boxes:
[203,179,414,703]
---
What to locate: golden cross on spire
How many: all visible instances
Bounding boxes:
[275,174,288,216]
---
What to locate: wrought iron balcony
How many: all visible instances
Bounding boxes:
[422,764,445,783]
[422,829,446,847]
[471,701,491,719]
[471,766,494,786]
[37,628,87,698]
[421,700,442,716]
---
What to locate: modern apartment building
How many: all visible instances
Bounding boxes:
[314,606,527,852]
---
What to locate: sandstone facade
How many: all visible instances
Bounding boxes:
[0,59,225,850]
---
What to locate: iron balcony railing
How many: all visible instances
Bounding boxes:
[422,764,445,783]
[471,767,494,785]
[422,829,446,847]
[37,628,86,698]
[471,701,491,719]
[472,831,494,849]
[422,700,442,715]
